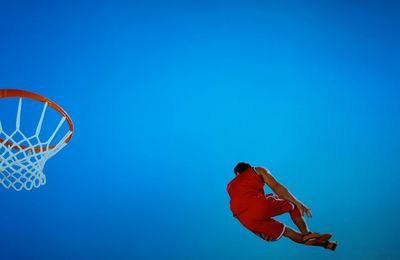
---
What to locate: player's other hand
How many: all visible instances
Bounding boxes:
[296,202,312,218]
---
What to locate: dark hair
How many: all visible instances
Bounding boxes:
[234,162,252,175]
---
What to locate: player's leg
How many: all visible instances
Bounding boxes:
[267,195,331,241]
[283,226,336,250]
[287,204,334,243]
[288,205,309,235]
[239,211,336,250]
[264,195,309,234]
[282,226,305,244]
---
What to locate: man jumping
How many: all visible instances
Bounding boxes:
[227,162,337,251]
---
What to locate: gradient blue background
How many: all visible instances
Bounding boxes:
[0,1,399,259]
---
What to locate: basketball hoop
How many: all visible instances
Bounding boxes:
[0,89,74,191]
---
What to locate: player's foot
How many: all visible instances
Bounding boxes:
[305,234,332,246]
[323,241,337,251]
[302,232,332,243]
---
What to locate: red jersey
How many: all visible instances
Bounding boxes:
[227,167,265,216]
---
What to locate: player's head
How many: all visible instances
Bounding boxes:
[234,162,252,175]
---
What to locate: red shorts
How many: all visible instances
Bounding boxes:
[235,194,301,242]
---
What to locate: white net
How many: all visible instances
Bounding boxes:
[0,98,72,191]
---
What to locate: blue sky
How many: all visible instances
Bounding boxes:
[0,1,399,259]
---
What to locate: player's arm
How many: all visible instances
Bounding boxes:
[254,167,299,204]
[254,167,312,218]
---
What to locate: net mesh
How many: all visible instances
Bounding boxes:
[0,98,71,191]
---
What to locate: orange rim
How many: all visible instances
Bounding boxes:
[0,89,74,151]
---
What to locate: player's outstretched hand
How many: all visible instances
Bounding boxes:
[296,202,312,218]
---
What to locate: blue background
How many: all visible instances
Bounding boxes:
[0,0,399,259]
